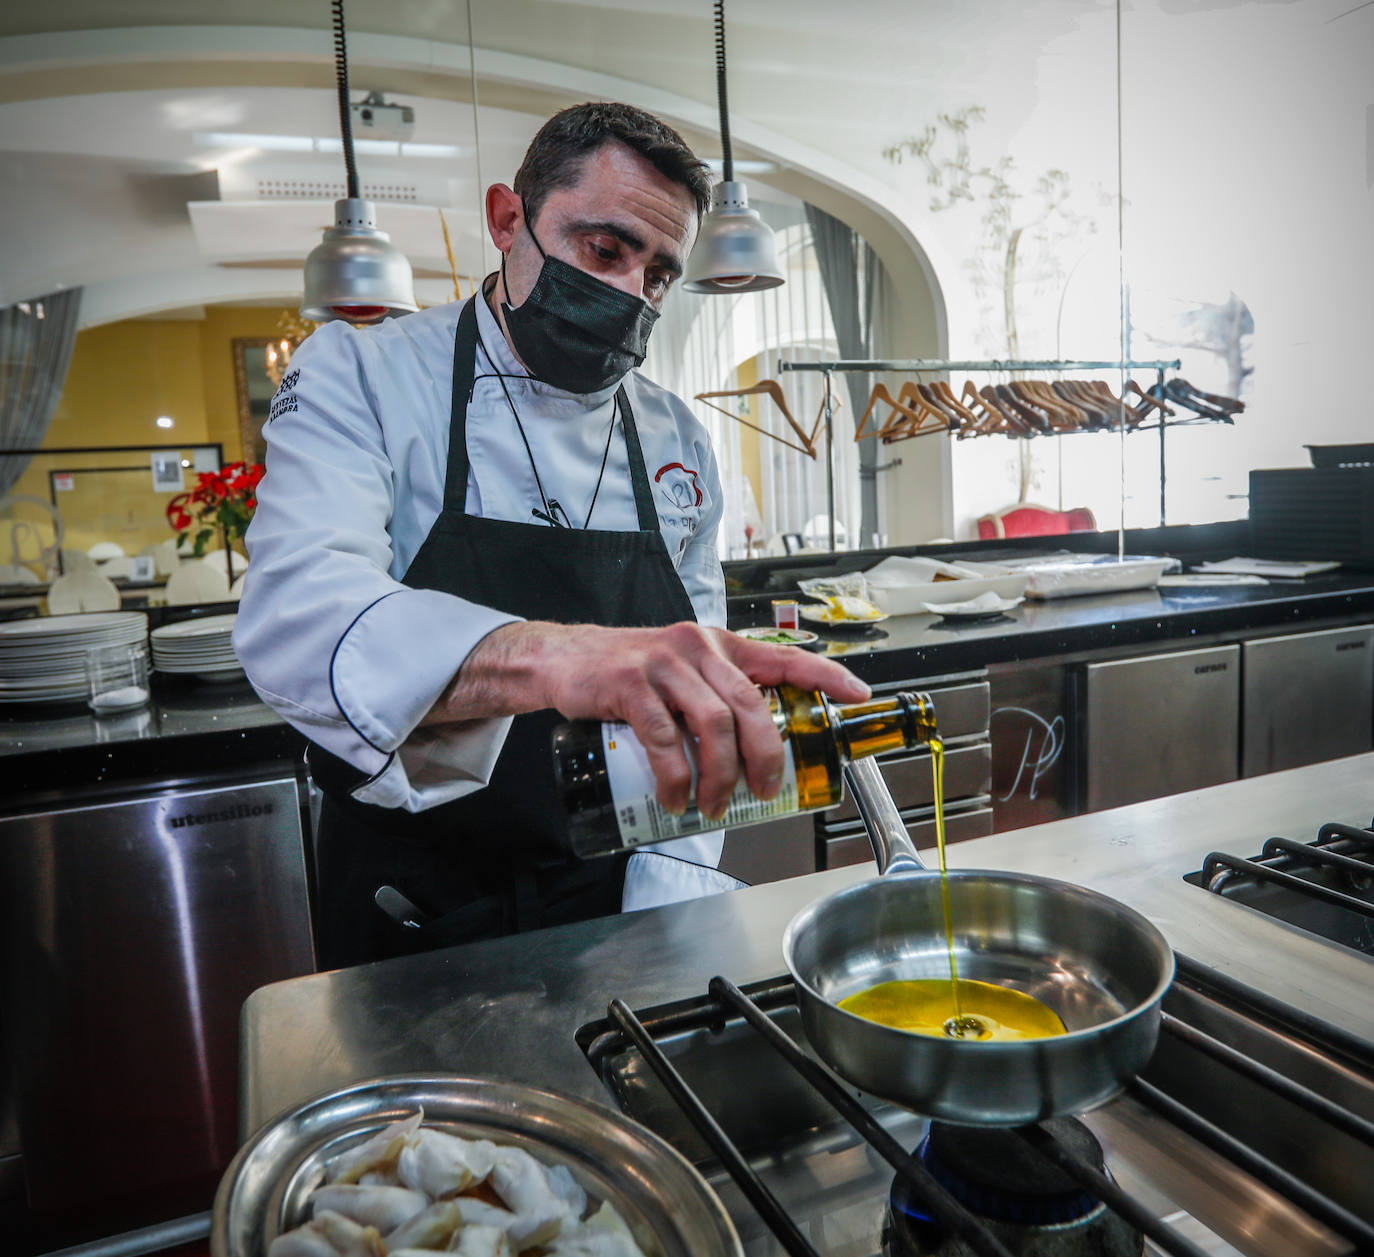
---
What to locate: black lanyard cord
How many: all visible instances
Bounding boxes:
[472,330,619,531]
[582,396,618,530]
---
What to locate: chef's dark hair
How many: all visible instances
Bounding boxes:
[514,102,712,226]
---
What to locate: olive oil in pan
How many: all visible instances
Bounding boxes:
[839,978,1066,1041]
[838,729,1067,1043]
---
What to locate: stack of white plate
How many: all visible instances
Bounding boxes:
[150,613,244,681]
[0,611,148,704]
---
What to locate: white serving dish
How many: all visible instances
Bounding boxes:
[863,556,1029,617]
[1019,556,1175,599]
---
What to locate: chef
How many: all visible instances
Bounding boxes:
[234,102,869,968]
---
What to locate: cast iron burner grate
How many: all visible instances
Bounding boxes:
[1187,821,1374,954]
[580,962,1374,1257]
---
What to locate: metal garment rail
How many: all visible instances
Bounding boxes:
[777,358,1182,373]
[608,977,1218,1257]
[775,357,1185,542]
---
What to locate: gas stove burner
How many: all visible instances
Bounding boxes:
[882,1117,1143,1256]
[1189,821,1374,954]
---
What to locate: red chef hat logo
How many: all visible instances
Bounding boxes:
[654,462,702,509]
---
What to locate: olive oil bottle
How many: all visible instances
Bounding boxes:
[552,686,938,858]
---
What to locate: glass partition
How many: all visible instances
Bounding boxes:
[1120,1,1370,524]
[0,443,224,597]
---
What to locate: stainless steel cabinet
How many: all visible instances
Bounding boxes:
[1241,625,1374,776]
[718,810,817,885]
[820,802,996,869]
[820,741,991,824]
[0,772,315,1248]
[1083,645,1240,812]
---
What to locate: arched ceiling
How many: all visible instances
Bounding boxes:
[0,0,1130,335]
[3,1,1349,342]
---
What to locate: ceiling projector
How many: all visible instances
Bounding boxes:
[350,91,415,143]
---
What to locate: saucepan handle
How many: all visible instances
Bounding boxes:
[844,757,926,876]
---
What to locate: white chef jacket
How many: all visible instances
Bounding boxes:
[233,291,744,911]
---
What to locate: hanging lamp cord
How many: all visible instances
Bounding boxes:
[713,0,733,182]
[331,0,360,199]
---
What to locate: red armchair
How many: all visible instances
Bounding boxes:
[977,503,1097,541]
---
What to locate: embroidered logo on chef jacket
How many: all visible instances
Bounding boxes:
[266,368,301,424]
[654,462,703,566]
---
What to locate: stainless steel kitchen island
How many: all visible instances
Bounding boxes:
[237,754,1374,1256]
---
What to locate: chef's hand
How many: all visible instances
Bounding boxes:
[425,620,871,819]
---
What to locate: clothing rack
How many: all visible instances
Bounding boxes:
[778,358,1181,373]
[776,358,1183,547]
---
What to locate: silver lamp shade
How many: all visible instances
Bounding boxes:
[682,181,785,294]
[300,198,418,324]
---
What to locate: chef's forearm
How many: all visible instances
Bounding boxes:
[420,621,560,727]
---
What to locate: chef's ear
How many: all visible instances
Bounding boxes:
[485,184,524,255]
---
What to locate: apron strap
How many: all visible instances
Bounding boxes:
[617,384,659,534]
[446,294,660,533]
[443,297,480,513]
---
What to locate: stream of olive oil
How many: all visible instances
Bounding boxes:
[838,732,1067,1042]
[930,736,965,1023]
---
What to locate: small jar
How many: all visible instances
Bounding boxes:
[86,642,151,714]
[772,599,800,631]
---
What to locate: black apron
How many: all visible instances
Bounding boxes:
[307,295,696,968]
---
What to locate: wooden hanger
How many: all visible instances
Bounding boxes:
[694,380,822,458]
[1124,379,1174,424]
[1086,380,1134,429]
[1022,380,1086,431]
[887,381,950,441]
[960,380,1005,436]
[855,382,946,443]
[1053,381,1109,430]
[932,380,980,429]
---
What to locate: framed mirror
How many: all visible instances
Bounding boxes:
[233,337,298,467]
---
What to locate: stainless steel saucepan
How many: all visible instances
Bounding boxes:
[783,758,1174,1125]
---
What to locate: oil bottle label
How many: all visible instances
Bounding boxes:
[600,723,800,847]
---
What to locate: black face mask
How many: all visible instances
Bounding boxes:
[500,207,660,394]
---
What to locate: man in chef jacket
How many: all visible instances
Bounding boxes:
[234,102,868,968]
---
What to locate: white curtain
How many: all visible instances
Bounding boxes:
[643,208,864,556]
[0,289,82,496]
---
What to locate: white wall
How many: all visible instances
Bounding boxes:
[940,0,1374,537]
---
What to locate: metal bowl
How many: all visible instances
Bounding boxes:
[212,1074,742,1257]
[784,869,1175,1125]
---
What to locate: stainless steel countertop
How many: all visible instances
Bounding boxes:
[241,753,1374,1139]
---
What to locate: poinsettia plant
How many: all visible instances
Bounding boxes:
[166,461,265,557]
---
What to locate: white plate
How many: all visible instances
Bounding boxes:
[0,611,145,640]
[799,604,890,627]
[734,626,820,645]
[922,592,1025,619]
[153,639,235,652]
[154,652,237,665]
[194,667,248,683]
[866,573,1029,617]
[151,614,238,640]
[0,673,86,690]
[0,684,87,702]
